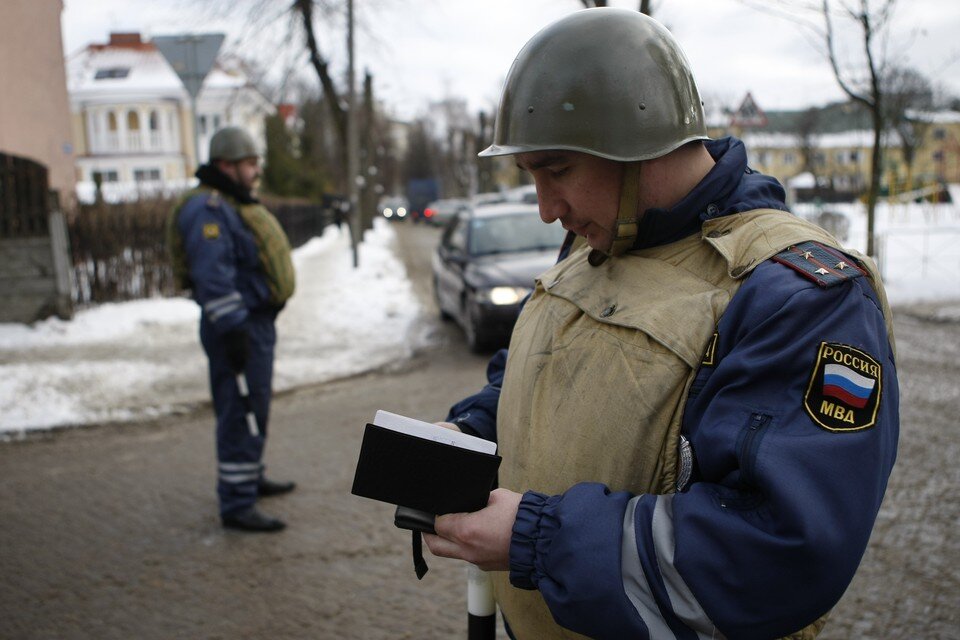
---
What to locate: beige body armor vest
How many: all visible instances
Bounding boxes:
[492,210,891,640]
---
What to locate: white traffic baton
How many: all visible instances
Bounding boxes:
[467,565,496,640]
[235,372,260,437]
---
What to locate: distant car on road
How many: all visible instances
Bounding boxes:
[504,184,538,204]
[423,198,468,227]
[470,191,507,207]
[378,195,409,221]
[432,203,566,352]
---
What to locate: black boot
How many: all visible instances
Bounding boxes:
[221,506,286,532]
[258,478,296,497]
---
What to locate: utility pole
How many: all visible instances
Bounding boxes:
[347,0,360,268]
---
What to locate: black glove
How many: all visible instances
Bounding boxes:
[222,326,249,373]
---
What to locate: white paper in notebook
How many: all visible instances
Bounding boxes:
[373,410,497,455]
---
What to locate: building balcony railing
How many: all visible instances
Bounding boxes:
[88,131,179,155]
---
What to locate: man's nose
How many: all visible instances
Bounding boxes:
[536,184,566,224]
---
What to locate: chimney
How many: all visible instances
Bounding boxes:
[108,33,143,47]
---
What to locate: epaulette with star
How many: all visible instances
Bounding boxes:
[771,241,867,288]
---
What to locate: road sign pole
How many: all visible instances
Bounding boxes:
[154,33,225,176]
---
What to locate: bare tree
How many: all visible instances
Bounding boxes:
[293,0,347,155]
[820,0,901,257]
[737,0,903,256]
[196,0,386,196]
[796,107,823,183]
[883,65,935,192]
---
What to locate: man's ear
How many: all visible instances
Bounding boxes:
[214,160,235,180]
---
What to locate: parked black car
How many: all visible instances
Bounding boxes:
[432,203,566,352]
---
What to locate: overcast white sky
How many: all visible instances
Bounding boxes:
[62,0,960,120]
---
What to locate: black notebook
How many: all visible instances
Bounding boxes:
[351,410,501,516]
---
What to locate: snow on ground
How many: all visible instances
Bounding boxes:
[0,220,432,434]
[793,198,960,309]
[1,200,958,435]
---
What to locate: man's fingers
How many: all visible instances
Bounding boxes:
[423,532,464,559]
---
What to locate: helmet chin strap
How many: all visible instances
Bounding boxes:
[588,161,642,267]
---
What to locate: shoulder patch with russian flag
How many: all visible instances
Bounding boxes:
[804,342,882,432]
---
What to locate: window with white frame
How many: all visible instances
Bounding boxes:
[133,168,162,182]
[92,169,119,183]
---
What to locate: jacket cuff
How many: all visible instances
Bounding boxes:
[509,490,557,590]
[447,413,481,438]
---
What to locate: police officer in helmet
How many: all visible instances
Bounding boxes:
[168,126,297,533]
[426,9,899,639]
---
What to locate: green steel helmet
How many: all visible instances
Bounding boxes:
[209,126,259,162]
[479,8,708,161]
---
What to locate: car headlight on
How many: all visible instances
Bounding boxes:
[478,286,530,306]
[383,207,393,218]
[397,207,407,217]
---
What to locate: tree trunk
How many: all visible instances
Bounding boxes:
[295,0,348,190]
[867,118,882,258]
[361,71,376,233]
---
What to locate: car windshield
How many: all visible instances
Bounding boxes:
[468,212,566,256]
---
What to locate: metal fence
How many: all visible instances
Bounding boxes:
[877,226,960,281]
[69,194,329,306]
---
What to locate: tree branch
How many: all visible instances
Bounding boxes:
[823,0,872,108]
[860,0,883,114]
[294,0,347,147]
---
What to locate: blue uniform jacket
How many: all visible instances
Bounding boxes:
[446,137,899,639]
[177,190,276,333]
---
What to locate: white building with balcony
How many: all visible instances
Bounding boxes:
[67,32,274,203]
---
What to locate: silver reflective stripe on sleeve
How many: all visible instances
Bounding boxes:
[204,292,243,322]
[621,496,678,640]
[622,496,722,640]
[651,495,723,639]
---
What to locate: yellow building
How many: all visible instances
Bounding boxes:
[711,95,960,200]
